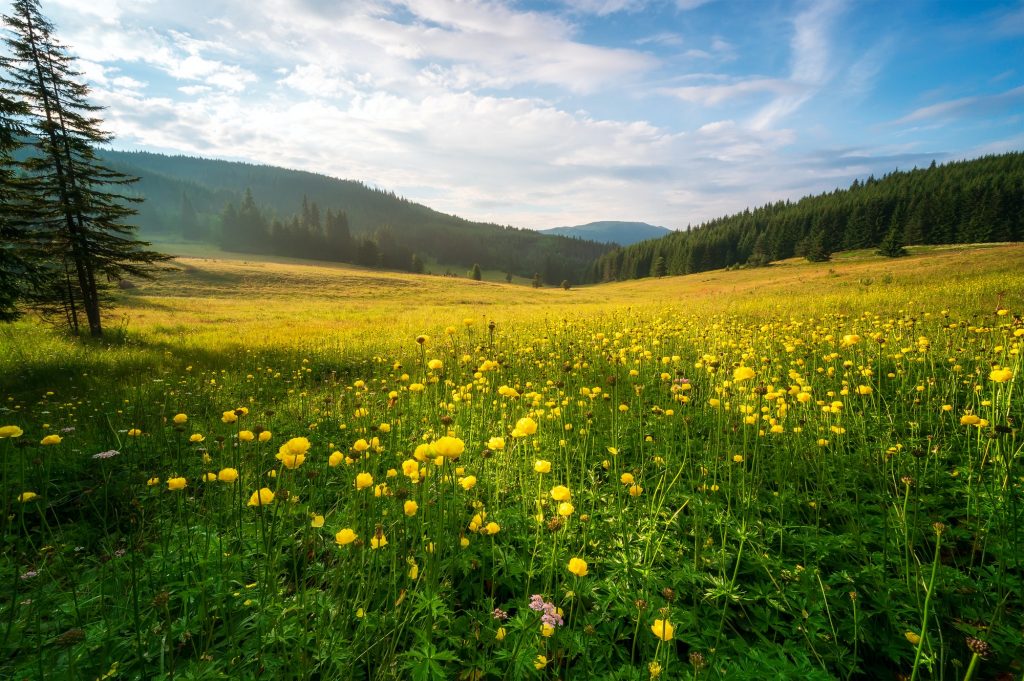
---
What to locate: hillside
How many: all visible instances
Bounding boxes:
[592,152,1024,281]
[540,221,672,245]
[99,150,613,284]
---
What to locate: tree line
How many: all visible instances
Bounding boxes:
[591,153,1024,282]
[0,0,168,336]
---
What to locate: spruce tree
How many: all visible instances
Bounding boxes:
[471,263,482,281]
[2,0,170,336]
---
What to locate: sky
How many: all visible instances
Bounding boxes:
[24,0,1024,230]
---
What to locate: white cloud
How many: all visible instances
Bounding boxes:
[890,85,1024,126]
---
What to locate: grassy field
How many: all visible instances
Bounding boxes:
[1,244,1022,680]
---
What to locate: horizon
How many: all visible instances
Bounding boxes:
[28,0,1024,230]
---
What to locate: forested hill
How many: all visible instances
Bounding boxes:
[591,152,1024,282]
[99,150,612,283]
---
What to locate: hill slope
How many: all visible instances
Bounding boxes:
[592,152,1024,281]
[540,221,672,245]
[100,150,612,283]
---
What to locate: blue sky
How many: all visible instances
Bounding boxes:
[29,0,1024,229]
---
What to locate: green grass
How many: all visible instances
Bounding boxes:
[1,244,1022,680]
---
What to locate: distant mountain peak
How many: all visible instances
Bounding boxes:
[540,221,673,246]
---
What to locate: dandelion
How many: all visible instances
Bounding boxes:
[567,557,588,576]
[247,488,274,507]
[651,619,674,641]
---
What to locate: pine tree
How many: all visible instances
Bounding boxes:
[471,263,482,281]
[877,226,908,257]
[2,0,170,335]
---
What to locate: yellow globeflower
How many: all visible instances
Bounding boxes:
[487,436,505,451]
[905,631,921,645]
[355,472,374,490]
[651,619,674,641]
[989,368,1013,383]
[127,428,142,437]
[335,528,357,545]
[189,433,205,443]
[513,417,538,437]
[459,475,477,490]
[18,491,38,503]
[496,627,506,641]
[310,514,325,528]
[0,425,24,438]
[167,477,187,491]
[238,430,255,442]
[221,410,238,424]
[218,468,239,483]
[404,500,418,516]
[40,434,62,446]
[433,436,465,458]
[733,366,755,382]
[567,557,588,576]
[203,472,217,482]
[427,359,443,370]
[534,655,547,670]
[402,459,419,477]
[960,414,981,426]
[482,521,500,535]
[258,431,272,442]
[541,623,555,637]
[534,460,551,474]
[629,484,644,497]
[352,438,370,452]
[620,472,635,485]
[146,477,160,486]
[558,502,574,517]
[370,533,388,549]
[856,385,873,395]
[172,414,188,425]
[550,485,571,502]
[247,487,275,507]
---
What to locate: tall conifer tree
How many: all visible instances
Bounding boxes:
[2,0,170,336]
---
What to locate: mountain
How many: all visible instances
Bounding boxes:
[96,150,614,284]
[540,221,672,245]
[590,152,1024,282]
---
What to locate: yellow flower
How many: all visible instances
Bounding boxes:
[620,472,635,485]
[277,452,306,469]
[127,428,142,437]
[433,436,465,458]
[146,477,160,486]
[459,475,477,490]
[238,430,255,442]
[258,431,272,442]
[650,619,674,641]
[167,477,187,491]
[18,491,38,503]
[247,488,275,507]
[732,365,758,383]
[513,417,538,436]
[733,454,745,463]
[487,436,505,451]
[905,631,921,645]
[203,472,217,482]
[534,655,547,670]
[402,459,420,478]
[841,334,861,346]
[856,385,873,395]
[567,557,588,576]
[172,414,188,425]
[0,425,24,438]
[40,434,62,446]
[534,460,551,473]
[989,368,1013,383]
[408,559,419,580]
[427,359,443,370]
[404,500,418,516]
[352,438,370,452]
[189,433,205,443]
[649,661,662,678]
[495,627,506,641]
[460,536,470,548]
[311,514,325,528]
[355,472,373,490]
[221,410,238,424]
[541,623,555,637]
[960,414,981,426]
[629,484,643,497]
[218,468,238,483]
[481,521,500,535]
[370,533,388,549]
[558,502,574,517]
[329,451,343,467]
[335,528,357,545]
[550,485,571,502]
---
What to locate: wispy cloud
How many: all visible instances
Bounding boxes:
[890,85,1024,126]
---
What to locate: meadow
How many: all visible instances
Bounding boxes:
[1,244,1022,680]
